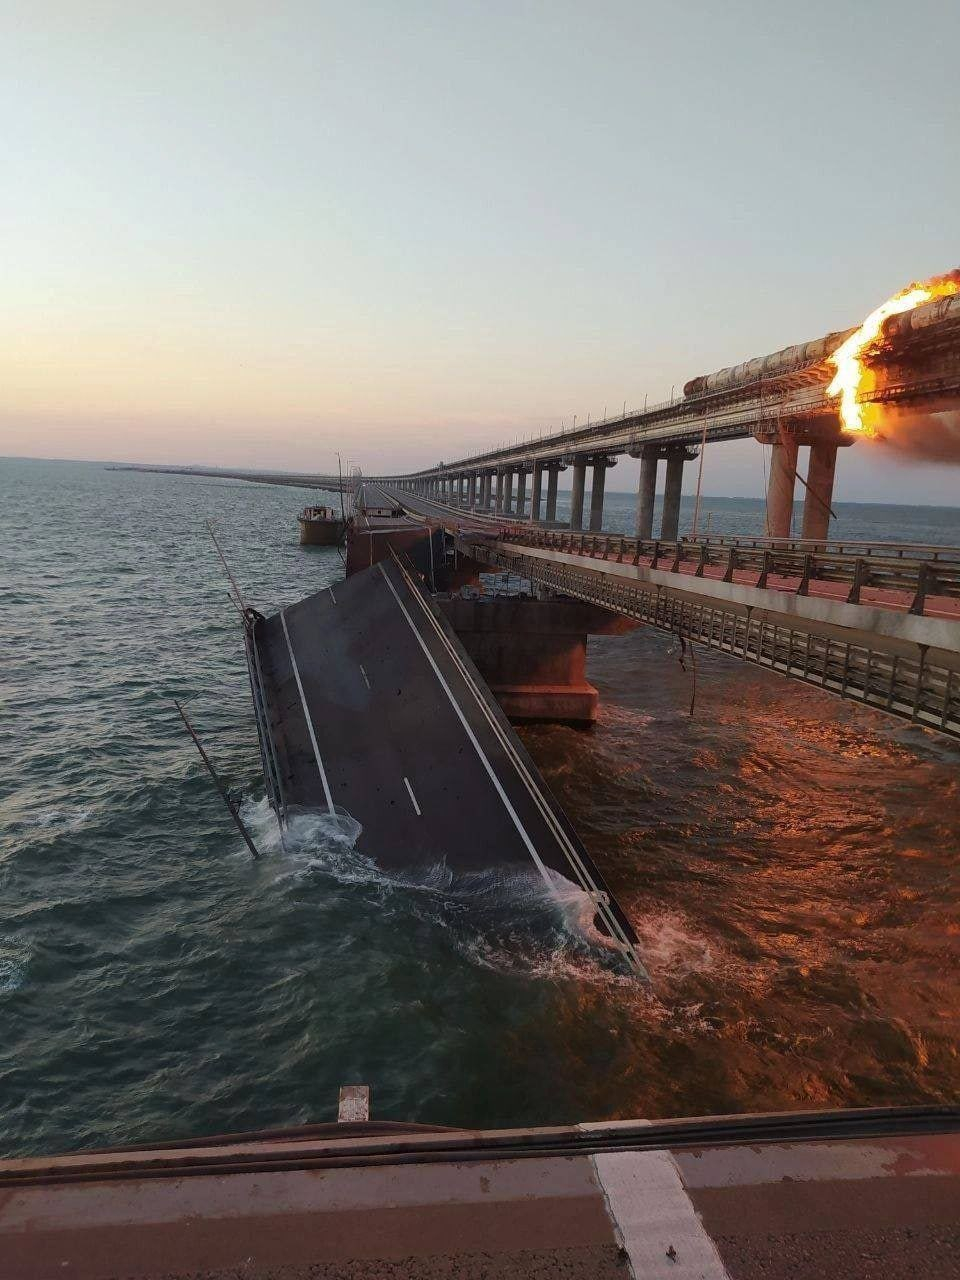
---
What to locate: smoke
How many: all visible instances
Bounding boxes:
[869,408,960,464]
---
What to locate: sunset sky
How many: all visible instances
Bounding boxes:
[3,1,958,502]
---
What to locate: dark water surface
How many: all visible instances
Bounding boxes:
[2,457,959,1156]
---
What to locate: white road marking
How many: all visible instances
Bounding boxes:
[389,554,647,977]
[359,664,371,689]
[328,587,337,604]
[403,776,422,816]
[279,609,336,817]
[378,562,555,892]
[592,1150,731,1280]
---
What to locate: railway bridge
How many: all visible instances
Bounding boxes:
[373,291,960,543]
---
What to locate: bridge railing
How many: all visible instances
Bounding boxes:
[460,539,960,741]
[678,534,960,563]
[489,529,960,617]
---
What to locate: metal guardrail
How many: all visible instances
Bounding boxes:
[462,540,960,741]
[679,534,960,562]
[243,618,288,826]
[492,529,960,617]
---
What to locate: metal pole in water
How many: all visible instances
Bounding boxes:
[173,698,261,860]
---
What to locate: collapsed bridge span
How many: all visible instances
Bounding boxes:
[245,552,646,974]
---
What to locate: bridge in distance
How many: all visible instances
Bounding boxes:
[157,292,960,742]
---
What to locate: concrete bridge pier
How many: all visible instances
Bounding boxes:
[569,458,587,530]
[503,469,515,514]
[588,456,616,532]
[530,463,544,521]
[635,447,658,538]
[765,435,799,539]
[515,469,527,517]
[801,440,839,542]
[545,464,563,522]
[661,448,686,540]
[467,473,477,508]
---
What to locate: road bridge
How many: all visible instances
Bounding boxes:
[368,481,960,741]
[373,292,960,543]
[246,547,645,972]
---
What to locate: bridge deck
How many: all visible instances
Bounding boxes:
[5,1109,958,1280]
[373,486,960,740]
[251,553,642,969]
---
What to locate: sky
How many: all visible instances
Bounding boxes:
[2,1,958,503]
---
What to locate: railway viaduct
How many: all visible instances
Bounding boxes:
[373,291,960,543]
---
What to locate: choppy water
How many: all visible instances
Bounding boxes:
[2,457,959,1157]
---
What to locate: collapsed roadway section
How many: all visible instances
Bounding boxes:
[246,551,646,976]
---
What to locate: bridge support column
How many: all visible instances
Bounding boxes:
[569,459,586,530]
[636,448,658,539]
[516,470,527,517]
[588,457,615,532]
[530,463,544,522]
[766,436,799,539]
[546,466,559,522]
[503,470,514,514]
[495,472,504,514]
[661,449,685,541]
[467,474,477,508]
[801,441,837,542]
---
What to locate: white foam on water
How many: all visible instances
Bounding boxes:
[633,910,715,980]
[0,939,31,993]
[238,797,657,987]
[27,807,93,832]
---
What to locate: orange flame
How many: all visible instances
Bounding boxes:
[827,274,960,434]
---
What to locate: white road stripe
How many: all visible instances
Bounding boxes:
[359,664,371,689]
[389,553,646,977]
[592,1150,731,1280]
[279,609,336,817]
[377,563,556,894]
[403,776,422,815]
[329,587,337,604]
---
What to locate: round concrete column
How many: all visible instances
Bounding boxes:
[530,463,544,522]
[515,470,527,517]
[636,449,658,539]
[660,450,685,541]
[545,466,560,522]
[569,459,587,530]
[495,472,504,513]
[588,458,615,531]
[766,436,799,538]
[503,470,515,514]
[801,440,838,542]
